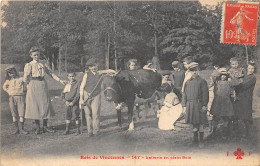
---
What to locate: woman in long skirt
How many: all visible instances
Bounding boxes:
[23,47,66,134]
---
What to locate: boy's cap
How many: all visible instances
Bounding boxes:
[5,65,16,71]
[161,70,171,76]
[85,58,99,67]
[29,46,40,54]
[188,62,199,70]
[172,61,179,66]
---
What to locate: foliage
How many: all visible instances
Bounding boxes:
[2,1,259,71]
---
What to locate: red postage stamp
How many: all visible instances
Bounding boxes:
[221,2,259,45]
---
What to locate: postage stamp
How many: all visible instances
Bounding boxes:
[220,2,259,45]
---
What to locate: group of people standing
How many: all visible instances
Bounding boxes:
[155,56,257,148]
[3,47,115,136]
[2,46,257,148]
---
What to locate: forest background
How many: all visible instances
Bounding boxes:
[1,1,260,73]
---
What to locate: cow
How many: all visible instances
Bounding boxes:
[102,69,162,130]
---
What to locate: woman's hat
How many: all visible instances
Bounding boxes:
[29,46,40,54]
[188,62,199,70]
[5,65,16,71]
[218,68,228,75]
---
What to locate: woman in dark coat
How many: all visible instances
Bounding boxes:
[234,62,257,137]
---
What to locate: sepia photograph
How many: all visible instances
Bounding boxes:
[1,0,260,165]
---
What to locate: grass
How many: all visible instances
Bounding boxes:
[0,68,259,160]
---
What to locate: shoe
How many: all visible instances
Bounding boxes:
[199,142,204,148]
[19,122,29,135]
[63,123,70,135]
[93,132,101,137]
[199,132,204,149]
[13,121,19,135]
[63,130,69,135]
[43,126,55,133]
[86,133,94,137]
[35,128,40,135]
[75,125,81,136]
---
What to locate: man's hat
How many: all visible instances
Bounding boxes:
[5,65,16,71]
[172,61,179,66]
[161,70,171,76]
[188,62,199,70]
[29,46,40,54]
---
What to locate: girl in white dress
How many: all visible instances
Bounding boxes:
[157,83,182,130]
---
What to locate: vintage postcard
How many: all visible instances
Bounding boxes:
[1,0,259,166]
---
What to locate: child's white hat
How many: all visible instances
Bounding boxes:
[5,65,16,71]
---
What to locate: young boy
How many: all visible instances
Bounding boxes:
[79,58,116,136]
[182,56,194,92]
[182,62,209,148]
[171,61,185,92]
[61,72,80,135]
[143,60,157,72]
[3,65,28,134]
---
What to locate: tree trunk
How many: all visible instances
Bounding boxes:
[154,32,158,57]
[65,44,68,73]
[152,56,160,71]
[114,1,117,71]
[105,34,109,69]
[81,56,84,69]
[58,43,62,76]
[153,32,160,70]
[52,53,55,71]
[107,33,110,70]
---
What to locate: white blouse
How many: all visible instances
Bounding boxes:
[23,60,60,83]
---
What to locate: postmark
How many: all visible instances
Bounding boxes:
[220,2,259,45]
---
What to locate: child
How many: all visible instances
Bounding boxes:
[80,58,116,136]
[3,65,28,134]
[126,59,140,71]
[143,60,156,72]
[157,83,182,130]
[182,56,194,92]
[61,72,80,135]
[160,71,182,112]
[228,57,244,101]
[161,70,174,87]
[182,62,209,148]
[207,66,221,132]
[171,61,185,92]
[210,68,235,138]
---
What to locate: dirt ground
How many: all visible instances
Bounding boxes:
[1,70,260,165]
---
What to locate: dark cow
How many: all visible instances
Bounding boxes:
[102,69,162,130]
